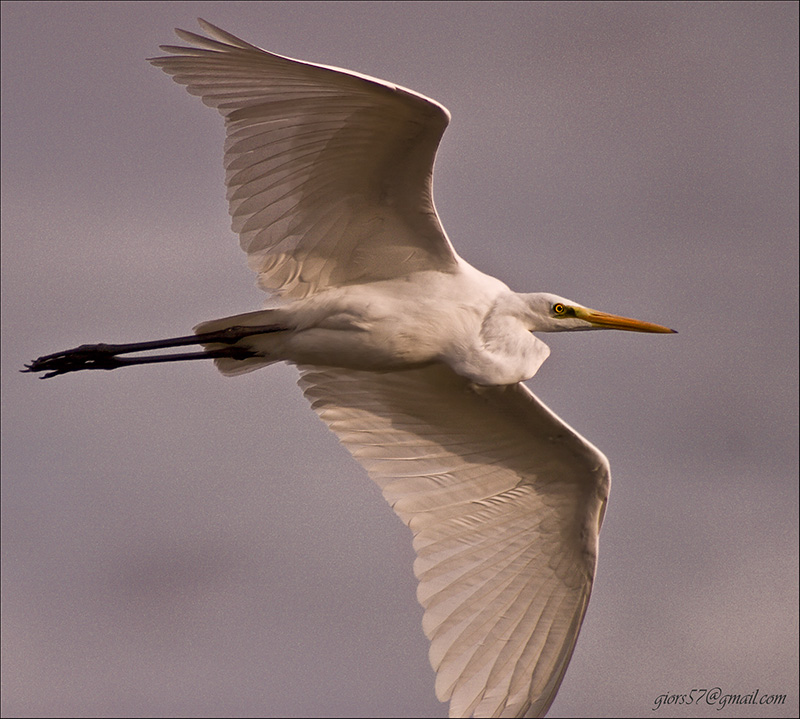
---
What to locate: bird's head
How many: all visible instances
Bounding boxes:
[521,293,676,334]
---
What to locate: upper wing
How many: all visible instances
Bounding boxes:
[298,364,611,718]
[150,20,460,299]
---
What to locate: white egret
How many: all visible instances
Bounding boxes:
[24,20,675,718]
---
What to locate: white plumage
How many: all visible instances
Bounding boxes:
[298,365,607,717]
[26,18,675,717]
[153,21,458,300]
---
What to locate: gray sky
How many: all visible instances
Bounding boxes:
[2,2,798,717]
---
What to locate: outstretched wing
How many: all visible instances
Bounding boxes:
[298,365,611,718]
[150,20,460,299]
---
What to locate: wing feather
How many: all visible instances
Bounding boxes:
[297,364,610,718]
[150,20,459,298]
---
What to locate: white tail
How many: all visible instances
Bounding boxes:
[194,309,284,376]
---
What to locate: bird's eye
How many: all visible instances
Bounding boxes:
[552,303,566,315]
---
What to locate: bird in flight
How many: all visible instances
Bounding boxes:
[24,19,675,718]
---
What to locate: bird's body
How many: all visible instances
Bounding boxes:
[196,265,555,385]
[24,20,675,718]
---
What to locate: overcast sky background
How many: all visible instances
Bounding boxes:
[2,2,798,718]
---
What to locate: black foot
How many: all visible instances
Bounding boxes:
[22,324,284,379]
[22,344,127,378]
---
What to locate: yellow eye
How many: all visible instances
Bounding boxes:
[553,303,566,315]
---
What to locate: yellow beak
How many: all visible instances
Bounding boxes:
[574,307,677,333]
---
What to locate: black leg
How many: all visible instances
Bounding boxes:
[22,324,285,379]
